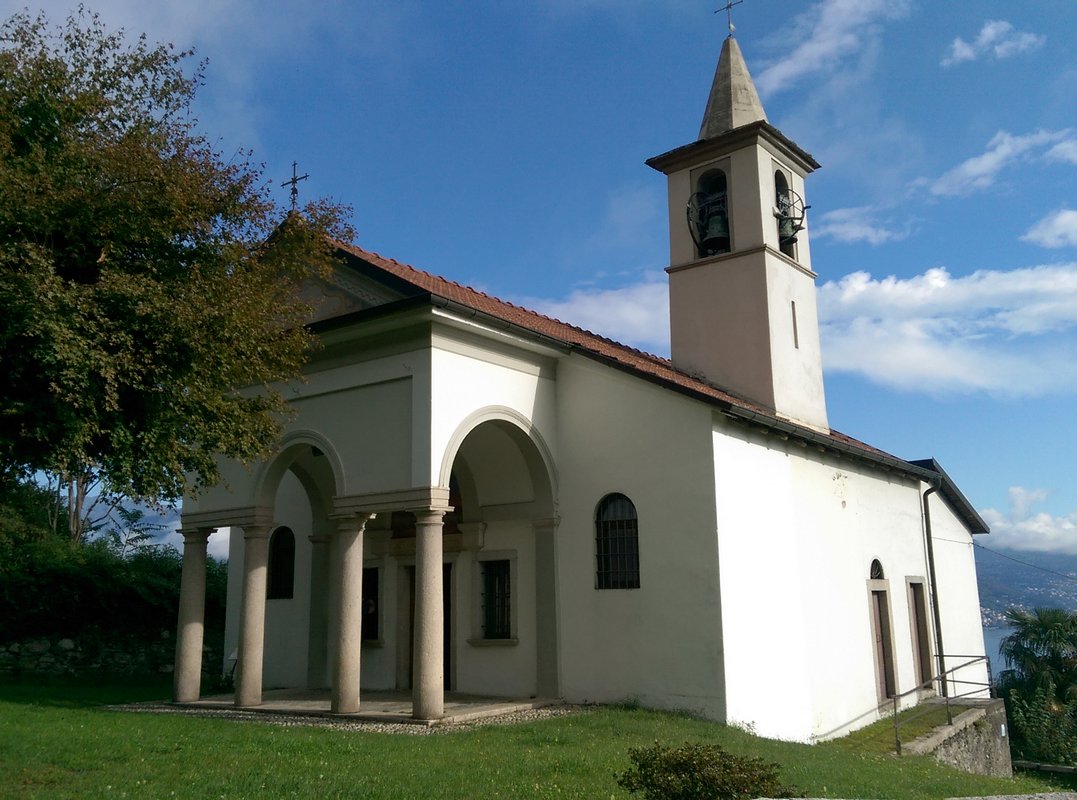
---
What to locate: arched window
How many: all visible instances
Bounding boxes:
[689,169,730,257]
[266,526,295,600]
[595,493,640,590]
[870,558,884,580]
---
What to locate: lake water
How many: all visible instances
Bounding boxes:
[982,625,1011,680]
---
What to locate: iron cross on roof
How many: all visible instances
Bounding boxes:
[716,0,744,36]
[281,161,309,211]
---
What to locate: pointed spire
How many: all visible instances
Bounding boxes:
[698,36,767,140]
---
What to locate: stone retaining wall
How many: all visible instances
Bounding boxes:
[0,632,222,679]
[904,699,1013,777]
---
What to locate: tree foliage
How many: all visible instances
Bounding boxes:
[998,607,1077,702]
[0,9,353,509]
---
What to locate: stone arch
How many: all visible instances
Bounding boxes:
[247,429,344,691]
[253,428,344,517]
[437,407,560,700]
[438,406,556,514]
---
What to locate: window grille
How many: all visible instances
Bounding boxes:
[595,493,640,589]
[481,560,511,639]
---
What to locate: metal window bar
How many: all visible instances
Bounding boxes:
[482,561,511,639]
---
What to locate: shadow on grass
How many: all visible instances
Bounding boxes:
[0,673,172,708]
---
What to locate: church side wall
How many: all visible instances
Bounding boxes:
[712,417,982,742]
[929,496,990,693]
[555,356,726,719]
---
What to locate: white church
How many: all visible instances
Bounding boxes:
[173,33,990,742]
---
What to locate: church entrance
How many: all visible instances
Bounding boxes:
[871,589,895,700]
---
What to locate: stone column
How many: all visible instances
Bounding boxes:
[173,527,214,703]
[331,513,374,714]
[235,524,271,708]
[412,508,446,720]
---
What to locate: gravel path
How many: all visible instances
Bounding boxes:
[107,701,586,735]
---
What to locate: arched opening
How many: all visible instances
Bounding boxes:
[775,170,797,258]
[689,168,730,257]
[226,439,341,692]
[434,416,558,699]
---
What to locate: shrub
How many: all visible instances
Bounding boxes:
[617,741,800,800]
[1006,686,1077,766]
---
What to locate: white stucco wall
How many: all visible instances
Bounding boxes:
[712,415,987,741]
[928,493,990,694]
[555,355,726,719]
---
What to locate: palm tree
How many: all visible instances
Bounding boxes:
[998,607,1077,703]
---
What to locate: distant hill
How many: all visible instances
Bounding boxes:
[974,545,1077,626]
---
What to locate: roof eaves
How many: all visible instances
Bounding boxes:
[909,458,990,535]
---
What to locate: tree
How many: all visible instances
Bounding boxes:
[999,607,1077,703]
[0,8,353,538]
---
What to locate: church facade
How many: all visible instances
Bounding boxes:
[173,35,989,743]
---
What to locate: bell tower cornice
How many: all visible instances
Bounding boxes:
[646,120,820,178]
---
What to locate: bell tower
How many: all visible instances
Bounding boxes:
[646,32,829,432]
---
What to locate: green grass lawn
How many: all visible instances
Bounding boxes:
[0,676,1072,799]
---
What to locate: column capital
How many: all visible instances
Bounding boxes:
[330,512,376,536]
[242,524,272,541]
[411,507,450,526]
[178,527,215,544]
[532,516,561,533]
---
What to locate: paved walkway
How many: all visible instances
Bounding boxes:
[127,687,562,728]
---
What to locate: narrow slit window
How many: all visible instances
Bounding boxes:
[791,301,800,349]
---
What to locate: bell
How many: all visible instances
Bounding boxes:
[700,208,730,254]
[778,212,798,244]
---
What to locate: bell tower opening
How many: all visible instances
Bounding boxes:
[689,168,730,257]
[774,170,797,259]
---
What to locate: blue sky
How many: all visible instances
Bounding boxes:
[5,0,1075,557]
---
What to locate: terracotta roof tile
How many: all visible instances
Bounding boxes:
[334,240,909,469]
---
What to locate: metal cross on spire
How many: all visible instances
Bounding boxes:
[716,0,744,36]
[280,161,309,211]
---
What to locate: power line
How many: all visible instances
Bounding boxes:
[973,541,1077,585]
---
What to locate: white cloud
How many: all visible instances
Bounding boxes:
[818,264,1077,394]
[1047,140,1077,165]
[755,0,911,97]
[981,488,1077,554]
[811,206,910,245]
[925,130,1071,197]
[160,526,231,562]
[941,20,1045,67]
[517,261,1077,396]
[521,274,670,355]
[1022,210,1077,249]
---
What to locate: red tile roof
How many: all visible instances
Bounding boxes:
[334,240,901,467]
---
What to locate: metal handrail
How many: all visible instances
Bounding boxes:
[891,654,993,755]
